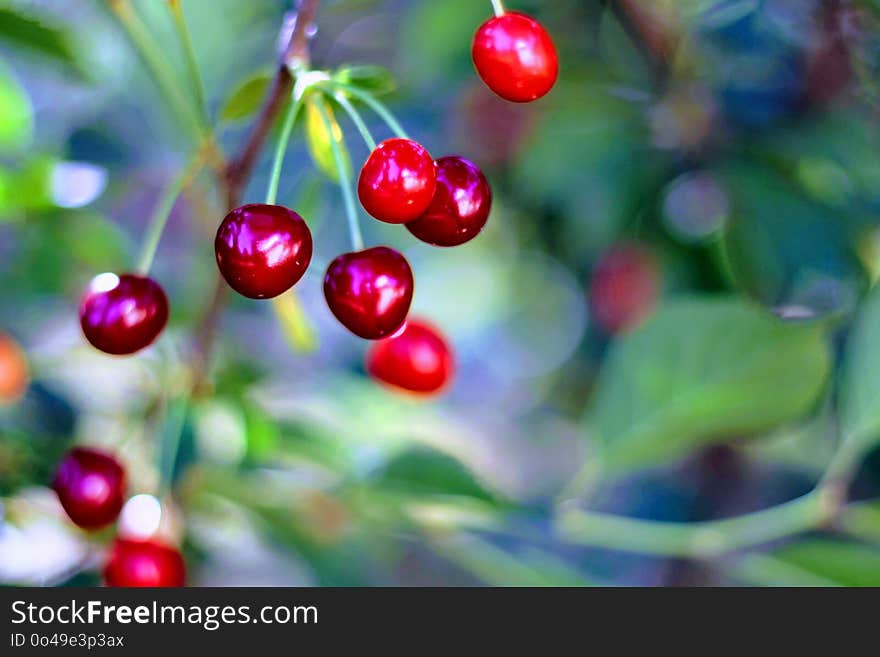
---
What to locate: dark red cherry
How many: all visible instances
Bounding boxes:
[52,447,125,530]
[104,538,186,587]
[366,319,455,395]
[324,246,414,339]
[472,12,559,103]
[406,156,492,247]
[590,243,660,334]
[357,139,437,224]
[215,203,312,299]
[80,273,169,355]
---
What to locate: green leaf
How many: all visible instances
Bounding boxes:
[768,539,880,587]
[219,72,272,122]
[839,286,880,451]
[333,65,395,96]
[0,7,83,77]
[305,96,350,182]
[374,446,502,504]
[587,297,832,474]
[0,62,32,153]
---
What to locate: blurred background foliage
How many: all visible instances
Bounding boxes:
[1,0,880,586]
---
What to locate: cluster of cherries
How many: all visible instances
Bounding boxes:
[52,447,185,586]
[65,7,558,585]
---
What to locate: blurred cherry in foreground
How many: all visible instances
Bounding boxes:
[0,333,28,403]
[366,319,454,395]
[104,538,186,587]
[52,447,126,530]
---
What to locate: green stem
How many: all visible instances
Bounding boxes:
[556,491,824,558]
[323,81,409,140]
[167,0,210,128]
[316,101,364,251]
[490,0,506,16]
[109,0,204,141]
[326,89,377,150]
[265,93,306,205]
[137,159,201,274]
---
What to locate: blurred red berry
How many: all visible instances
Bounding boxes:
[324,246,414,339]
[472,12,558,103]
[215,203,313,299]
[590,243,660,334]
[366,319,455,394]
[79,273,169,355]
[0,333,28,403]
[406,156,492,247]
[52,447,125,530]
[104,539,186,587]
[358,139,437,224]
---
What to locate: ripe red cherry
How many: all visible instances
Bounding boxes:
[104,538,186,587]
[406,156,492,247]
[324,246,414,339]
[590,243,660,334]
[366,319,455,395]
[80,273,169,355]
[357,139,437,224]
[52,447,125,530]
[472,12,559,103]
[215,203,313,299]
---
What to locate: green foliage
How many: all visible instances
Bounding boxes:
[0,61,31,153]
[768,539,880,587]
[333,65,395,96]
[839,285,880,452]
[219,71,272,122]
[0,6,84,78]
[586,297,832,473]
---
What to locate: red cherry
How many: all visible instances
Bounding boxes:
[52,447,125,530]
[406,156,492,247]
[357,139,437,224]
[80,273,169,355]
[590,243,660,334]
[215,203,313,299]
[366,319,455,395]
[104,538,186,587]
[324,246,414,339]
[472,12,559,103]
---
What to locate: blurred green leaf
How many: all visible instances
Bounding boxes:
[587,297,832,474]
[767,539,880,587]
[219,72,272,122]
[333,65,395,96]
[0,61,32,153]
[305,95,350,182]
[839,286,880,452]
[243,403,280,462]
[375,446,502,504]
[0,7,83,77]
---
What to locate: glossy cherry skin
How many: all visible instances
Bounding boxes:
[215,203,312,299]
[590,243,660,334]
[406,156,492,247]
[80,274,169,355]
[104,538,186,587]
[52,447,125,530]
[366,319,455,395]
[357,139,437,224]
[324,247,414,339]
[472,12,559,103]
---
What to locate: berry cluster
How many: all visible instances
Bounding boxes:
[52,447,185,587]
[60,4,558,586]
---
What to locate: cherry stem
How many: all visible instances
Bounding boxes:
[167,0,210,128]
[316,101,364,251]
[324,81,409,140]
[490,0,505,17]
[109,0,206,142]
[265,91,306,205]
[136,156,203,275]
[327,89,377,151]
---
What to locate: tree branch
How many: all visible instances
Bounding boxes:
[191,0,321,391]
